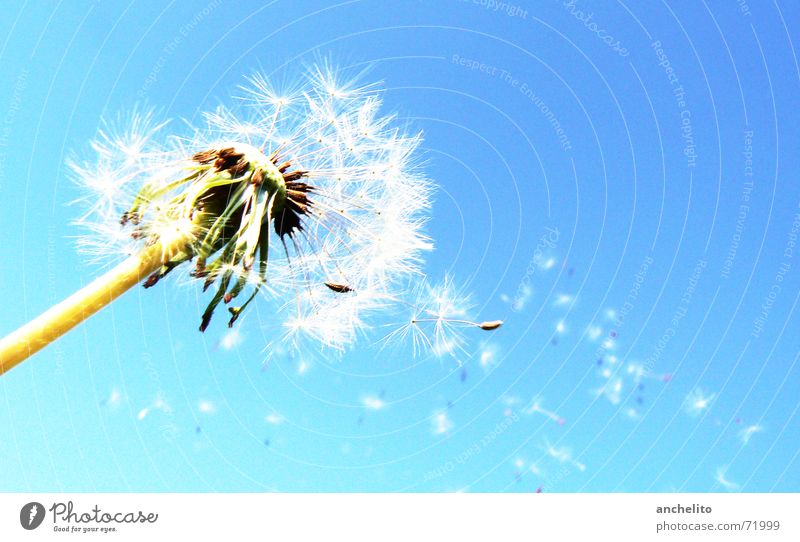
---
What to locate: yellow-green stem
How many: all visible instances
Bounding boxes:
[0,240,183,374]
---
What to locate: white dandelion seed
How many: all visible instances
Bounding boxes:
[100,387,122,408]
[624,407,640,420]
[553,294,573,307]
[524,396,565,425]
[136,394,171,420]
[714,466,739,491]
[684,387,715,417]
[265,412,284,425]
[198,400,216,414]
[594,377,624,405]
[432,410,453,435]
[541,257,557,270]
[219,329,243,350]
[541,439,585,472]
[362,395,385,410]
[479,342,499,370]
[738,424,764,445]
[381,276,501,360]
[586,325,603,341]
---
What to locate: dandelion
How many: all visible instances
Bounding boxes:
[0,64,500,373]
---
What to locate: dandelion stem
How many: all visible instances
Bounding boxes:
[0,237,189,374]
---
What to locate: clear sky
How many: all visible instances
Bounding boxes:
[0,0,798,492]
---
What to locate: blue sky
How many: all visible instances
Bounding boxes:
[1,0,798,492]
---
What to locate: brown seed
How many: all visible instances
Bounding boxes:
[213,147,245,172]
[227,159,250,178]
[251,168,264,186]
[192,149,218,164]
[479,320,503,331]
[324,282,354,293]
[143,273,160,289]
[282,170,308,182]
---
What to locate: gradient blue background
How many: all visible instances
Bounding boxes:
[1,0,798,492]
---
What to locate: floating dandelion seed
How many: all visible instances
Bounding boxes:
[100,387,122,408]
[479,342,499,370]
[738,424,764,445]
[595,377,624,405]
[714,466,739,491]
[0,63,501,373]
[362,395,386,410]
[381,276,502,359]
[218,329,243,351]
[626,363,672,385]
[265,412,284,425]
[432,410,453,435]
[553,293,573,307]
[684,387,715,417]
[198,400,216,414]
[541,439,586,472]
[524,396,565,425]
[586,325,603,341]
[136,395,170,421]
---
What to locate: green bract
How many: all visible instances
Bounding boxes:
[122,143,309,331]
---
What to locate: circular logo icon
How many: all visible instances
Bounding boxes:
[20,502,45,530]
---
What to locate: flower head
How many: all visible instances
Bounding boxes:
[71,64,499,358]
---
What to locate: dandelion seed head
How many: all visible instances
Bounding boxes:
[70,63,501,360]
